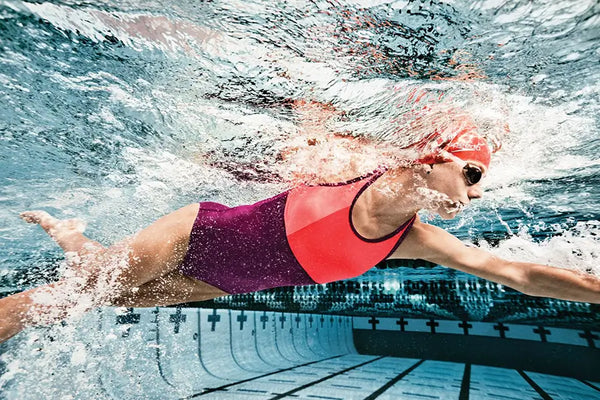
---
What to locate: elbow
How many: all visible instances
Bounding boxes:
[504,261,534,296]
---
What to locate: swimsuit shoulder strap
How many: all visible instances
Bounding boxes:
[285,172,379,237]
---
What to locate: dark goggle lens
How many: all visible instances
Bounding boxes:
[463,164,482,185]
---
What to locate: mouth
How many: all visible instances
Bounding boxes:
[445,200,465,213]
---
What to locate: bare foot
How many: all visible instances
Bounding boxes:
[21,211,105,280]
[20,210,86,240]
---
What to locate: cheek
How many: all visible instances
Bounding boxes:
[430,175,460,196]
[427,165,457,188]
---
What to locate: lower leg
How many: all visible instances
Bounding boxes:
[0,271,227,343]
[1,204,203,342]
[0,279,104,343]
[2,215,130,343]
[0,290,36,343]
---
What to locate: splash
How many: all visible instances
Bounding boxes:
[478,220,600,277]
[0,0,598,396]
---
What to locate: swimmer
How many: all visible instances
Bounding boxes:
[1,124,599,343]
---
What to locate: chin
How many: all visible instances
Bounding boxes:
[437,209,460,220]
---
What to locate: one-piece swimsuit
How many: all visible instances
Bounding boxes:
[179,170,416,294]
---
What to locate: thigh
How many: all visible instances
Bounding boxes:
[114,203,200,290]
[110,270,228,307]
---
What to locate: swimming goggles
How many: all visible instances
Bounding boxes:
[462,163,483,186]
[439,150,484,186]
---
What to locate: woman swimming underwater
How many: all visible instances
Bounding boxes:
[1,122,599,343]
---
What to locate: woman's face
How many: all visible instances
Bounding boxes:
[419,160,487,219]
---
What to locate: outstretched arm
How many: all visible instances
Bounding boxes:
[391,220,600,304]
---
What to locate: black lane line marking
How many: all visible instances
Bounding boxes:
[154,308,177,389]
[306,395,344,400]
[180,354,344,399]
[254,312,278,369]
[94,310,115,399]
[268,356,386,400]
[401,392,438,399]
[236,388,267,393]
[484,394,522,400]
[458,363,471,400]
[196,309,224,380]
[331,383,362,389]
[517,370,553,400]
[273,312,297,364]
[289,313,308,360]
[580,380,600,392]
[363,359,425,400]
[228,309,257,374]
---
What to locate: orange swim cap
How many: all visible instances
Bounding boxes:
[416,128,491,169]
[409,113,491,169]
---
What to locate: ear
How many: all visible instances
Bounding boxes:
[412,163,433,180]
[416,163,434,176]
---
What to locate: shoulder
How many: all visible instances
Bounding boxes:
[391,216,471,263]
[403,216,448,247]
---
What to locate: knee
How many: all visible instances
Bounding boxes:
[69,248,135,301]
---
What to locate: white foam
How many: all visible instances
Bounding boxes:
[478,221,600,277]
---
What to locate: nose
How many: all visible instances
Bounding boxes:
[467,184,483,200]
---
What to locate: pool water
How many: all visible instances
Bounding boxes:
[0,0,599,398]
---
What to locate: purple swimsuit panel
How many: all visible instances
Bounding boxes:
[179,192,317,294]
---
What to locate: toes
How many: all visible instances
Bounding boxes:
[19,211,86,236]
[19,213,34,223]
[19,210,58,231]
[19,210,49,224]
